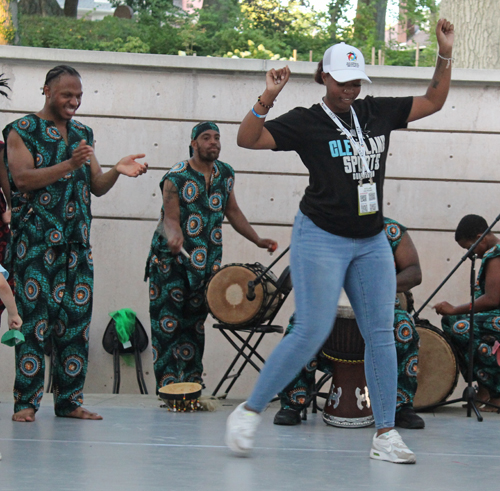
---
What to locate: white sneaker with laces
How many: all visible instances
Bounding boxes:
[370,429,416,464]
[225,402,261,456]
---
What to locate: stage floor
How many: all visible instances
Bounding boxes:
[0,393,498,491]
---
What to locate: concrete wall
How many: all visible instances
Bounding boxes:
[0,46,499,401]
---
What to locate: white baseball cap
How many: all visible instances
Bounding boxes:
[322,42,371,84]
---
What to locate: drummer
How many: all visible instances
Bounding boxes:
[144,122,277,394]
[434,214,500,411]
[274,217,425,429]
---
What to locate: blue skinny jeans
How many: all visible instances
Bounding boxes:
[247,210,398,429]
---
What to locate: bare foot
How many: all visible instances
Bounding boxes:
[462,400,486,409]
[477,385,490,402]
[12,408,35,422]
[462,385,490,408]
[481,397,500,413]
[63,407,103,420]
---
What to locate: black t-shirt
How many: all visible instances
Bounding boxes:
[265,96,413,238]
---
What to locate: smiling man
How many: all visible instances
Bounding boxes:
[3,65,148,422]
[145,122,277,394]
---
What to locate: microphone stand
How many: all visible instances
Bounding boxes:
[247,246,290,301]
[414,212,500,420]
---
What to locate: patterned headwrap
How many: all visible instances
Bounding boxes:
[189,121,220,157]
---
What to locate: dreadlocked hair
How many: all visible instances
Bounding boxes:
[42,65,81,94]
[0,74,11,99]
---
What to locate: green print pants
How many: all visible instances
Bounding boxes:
[13,241,93,416]
[148,260,207,393]
[279,309,420,412]
[442,312,500,398]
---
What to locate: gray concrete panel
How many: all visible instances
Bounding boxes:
[0,46,498,401]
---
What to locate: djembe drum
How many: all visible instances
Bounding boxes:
[321,306,374,428]
[413,320,459,410]
[205,263,279,326]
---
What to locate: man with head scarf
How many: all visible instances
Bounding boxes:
[145,122,277,393]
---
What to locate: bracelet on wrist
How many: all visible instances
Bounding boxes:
[251,107,267,119]
[258,95,274,109]
[437,52,454,69]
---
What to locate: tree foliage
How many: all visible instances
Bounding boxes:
[355,0,387,42]
[16,0,441,66]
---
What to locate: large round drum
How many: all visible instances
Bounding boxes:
[205,263,279,326]
[413,320,459,410]
[321,306,374,428]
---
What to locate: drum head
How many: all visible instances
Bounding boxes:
[336,305,355,319]
[158,382,202,401]
[205,264,265,325]
[414,323,458,410]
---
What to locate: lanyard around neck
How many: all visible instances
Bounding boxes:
[320,100,371,178]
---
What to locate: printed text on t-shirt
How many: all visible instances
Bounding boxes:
[328,134,386,181]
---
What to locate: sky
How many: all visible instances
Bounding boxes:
[307,0,400,25]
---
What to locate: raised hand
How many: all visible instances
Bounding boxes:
[436,18,454,55]
[69,140,93,170]
[115,154,148,178]
[264,66,291,100]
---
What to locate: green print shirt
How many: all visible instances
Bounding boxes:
[3,114,94,248]
[146,159,235,291]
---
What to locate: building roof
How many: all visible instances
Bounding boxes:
[56,0,113,11]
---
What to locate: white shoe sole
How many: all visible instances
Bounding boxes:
[225,431,252,457]
[225,413,253,457]
[370,448,416,464]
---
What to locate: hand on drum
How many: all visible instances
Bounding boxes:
[433,301,457,316]
[257,238,278,254]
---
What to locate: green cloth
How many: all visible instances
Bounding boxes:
[1,329,25,347]
[110,308,136,346]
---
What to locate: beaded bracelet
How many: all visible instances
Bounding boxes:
[251,107,267,119]
[258,95,274,109]
[437,52,454,69]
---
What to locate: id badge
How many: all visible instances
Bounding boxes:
[358,181,379,216]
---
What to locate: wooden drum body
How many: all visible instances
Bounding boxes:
[205,263,278,326]
[413,321,459,410]
[321,306,374,428]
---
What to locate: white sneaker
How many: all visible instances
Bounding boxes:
[225,402,261,456]
[370,429,416,464]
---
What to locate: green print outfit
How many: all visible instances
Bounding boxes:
[145,160,235,393]
[3,114,94,416]
[442,244,500,398]
[279,218,420,413]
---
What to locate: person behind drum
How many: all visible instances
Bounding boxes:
[145,122,277,394]
[224,19,454,464]
[434,214,500,412]
[274,217,425,429]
